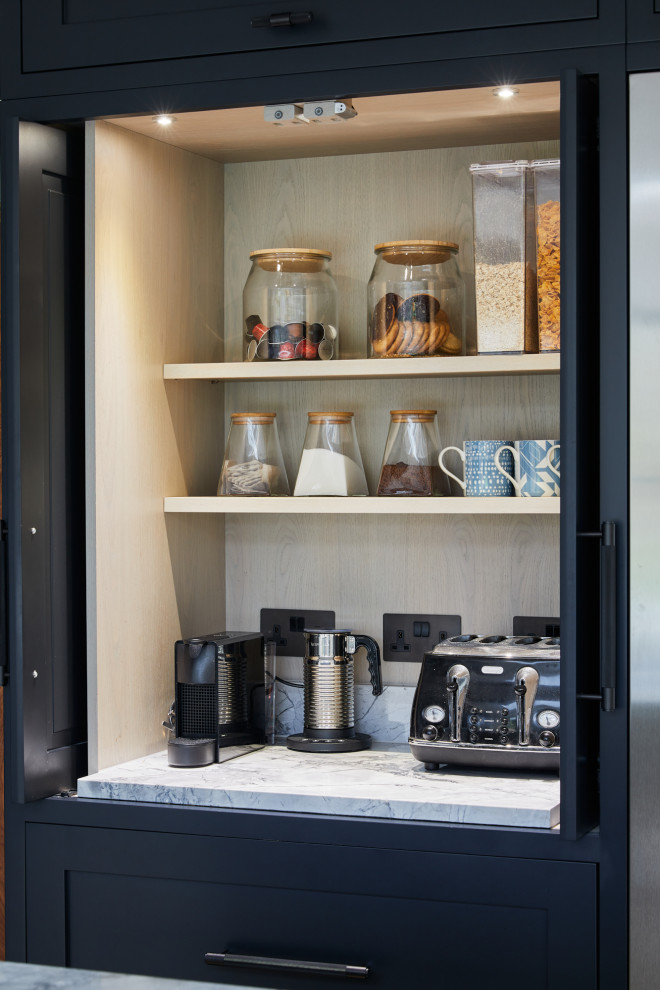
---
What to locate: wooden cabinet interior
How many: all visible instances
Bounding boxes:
[88,83,560,773]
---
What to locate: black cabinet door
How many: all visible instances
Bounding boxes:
[628,0,660,43]
[20,0,599,74]
[26,823,598,989]
[3,121,87,801]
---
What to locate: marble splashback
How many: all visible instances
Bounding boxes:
[78,745,560,828]
[258,681,415,743]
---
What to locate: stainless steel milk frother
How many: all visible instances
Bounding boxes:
[287,628,383,753]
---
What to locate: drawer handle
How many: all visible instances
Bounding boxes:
[251,11,313,27]
[205,951,369,979]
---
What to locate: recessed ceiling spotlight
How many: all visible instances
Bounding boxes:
[493,86,519,100]
[152,114,177,126]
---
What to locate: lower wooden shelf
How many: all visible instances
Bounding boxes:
[164,496,561,515]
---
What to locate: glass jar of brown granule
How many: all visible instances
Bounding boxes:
[377,410,450,496]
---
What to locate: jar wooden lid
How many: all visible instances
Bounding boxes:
[230,412,277,423]
[374,240,458,266]
[250,248,332,273]
[308,411,354,423]
[389,409,437,421]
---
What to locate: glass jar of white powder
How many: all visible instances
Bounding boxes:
[470,160,539,354]
[293,412,369,497]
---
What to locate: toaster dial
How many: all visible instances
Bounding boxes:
[422,705,445,724]
[537,709,560,729]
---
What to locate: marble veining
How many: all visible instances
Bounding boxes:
[0,961,247,990]
[262,682,415,743]
[78,744,560,828]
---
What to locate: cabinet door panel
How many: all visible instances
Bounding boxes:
[20,0,597,73]
[628,0,660,43]
[26,823,597,989]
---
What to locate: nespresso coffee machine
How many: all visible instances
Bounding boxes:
[168,631,264,767]
[410,634,560,771]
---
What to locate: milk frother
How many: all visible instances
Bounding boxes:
[287,628,383,753]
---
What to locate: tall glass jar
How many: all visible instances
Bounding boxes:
[243,248,338,362]
[218,413,290,495]
[293,412,369,496]
[470,160,538,354]
[531,158,560,352]
[367,241,464,358]
[377,410,449,496]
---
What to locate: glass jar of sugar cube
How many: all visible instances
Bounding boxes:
[293,412,369,496]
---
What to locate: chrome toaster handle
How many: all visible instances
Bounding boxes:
[447,663,470,742]
[515,666,539,746]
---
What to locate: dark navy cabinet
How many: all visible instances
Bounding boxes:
[1,0,626,100]
[26,820,597,989]
[0,7,633,990]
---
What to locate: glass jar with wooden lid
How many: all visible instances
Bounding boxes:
[367,241,465,359]
[218,413,290,495]
[243,248,338,362]
[293,412,369,497]
[377,410,450,496]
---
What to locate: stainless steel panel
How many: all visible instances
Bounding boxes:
[629,72,660,990]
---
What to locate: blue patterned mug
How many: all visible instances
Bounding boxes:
[495,440,560,497]
[438,440,515,496]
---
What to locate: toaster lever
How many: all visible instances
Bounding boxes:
[447,664,470,742]
[515,666,539,746]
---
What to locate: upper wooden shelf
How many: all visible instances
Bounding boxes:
[164,353,560,383]
[164,496,560,515]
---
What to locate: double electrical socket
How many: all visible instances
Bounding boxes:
[260,608,336,657]
[382,613,462,664]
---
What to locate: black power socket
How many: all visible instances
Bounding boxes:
[260,608,336,657]
[383,613,462,663]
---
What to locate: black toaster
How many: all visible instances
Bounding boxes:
[409,634,560,771]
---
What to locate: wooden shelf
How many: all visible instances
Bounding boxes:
[163,353,560,383]
[164,496,560,515]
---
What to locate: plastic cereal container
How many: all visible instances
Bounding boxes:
[532,159,560,352]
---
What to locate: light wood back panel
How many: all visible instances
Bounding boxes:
[88,121,226,771]
[224,139,560,361]
[223,141,560,683]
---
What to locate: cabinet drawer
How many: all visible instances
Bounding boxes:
[21,0,598,74]
[26,823,597,989]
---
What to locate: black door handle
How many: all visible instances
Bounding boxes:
[205,951,369,979]
[578,520,617,711]
[251,11,313,27]
[599,520,616,712]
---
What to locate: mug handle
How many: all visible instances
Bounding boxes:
[547,443,560,479]
[438,446,466,492]
[494,445,522,493]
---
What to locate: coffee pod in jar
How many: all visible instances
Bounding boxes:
[367,241,465,358]
[243,249,338,362]
[377,410,449,496]
[218,413,290,496]
[294,412,369,497]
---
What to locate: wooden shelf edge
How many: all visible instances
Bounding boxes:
[164,496,561,515]
[164,353,560,382]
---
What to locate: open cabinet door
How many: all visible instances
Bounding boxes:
[559,69,602,840]
[12,121,87,801]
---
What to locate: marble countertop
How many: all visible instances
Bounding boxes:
[0,961,249,989]
[78,743,560,828]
